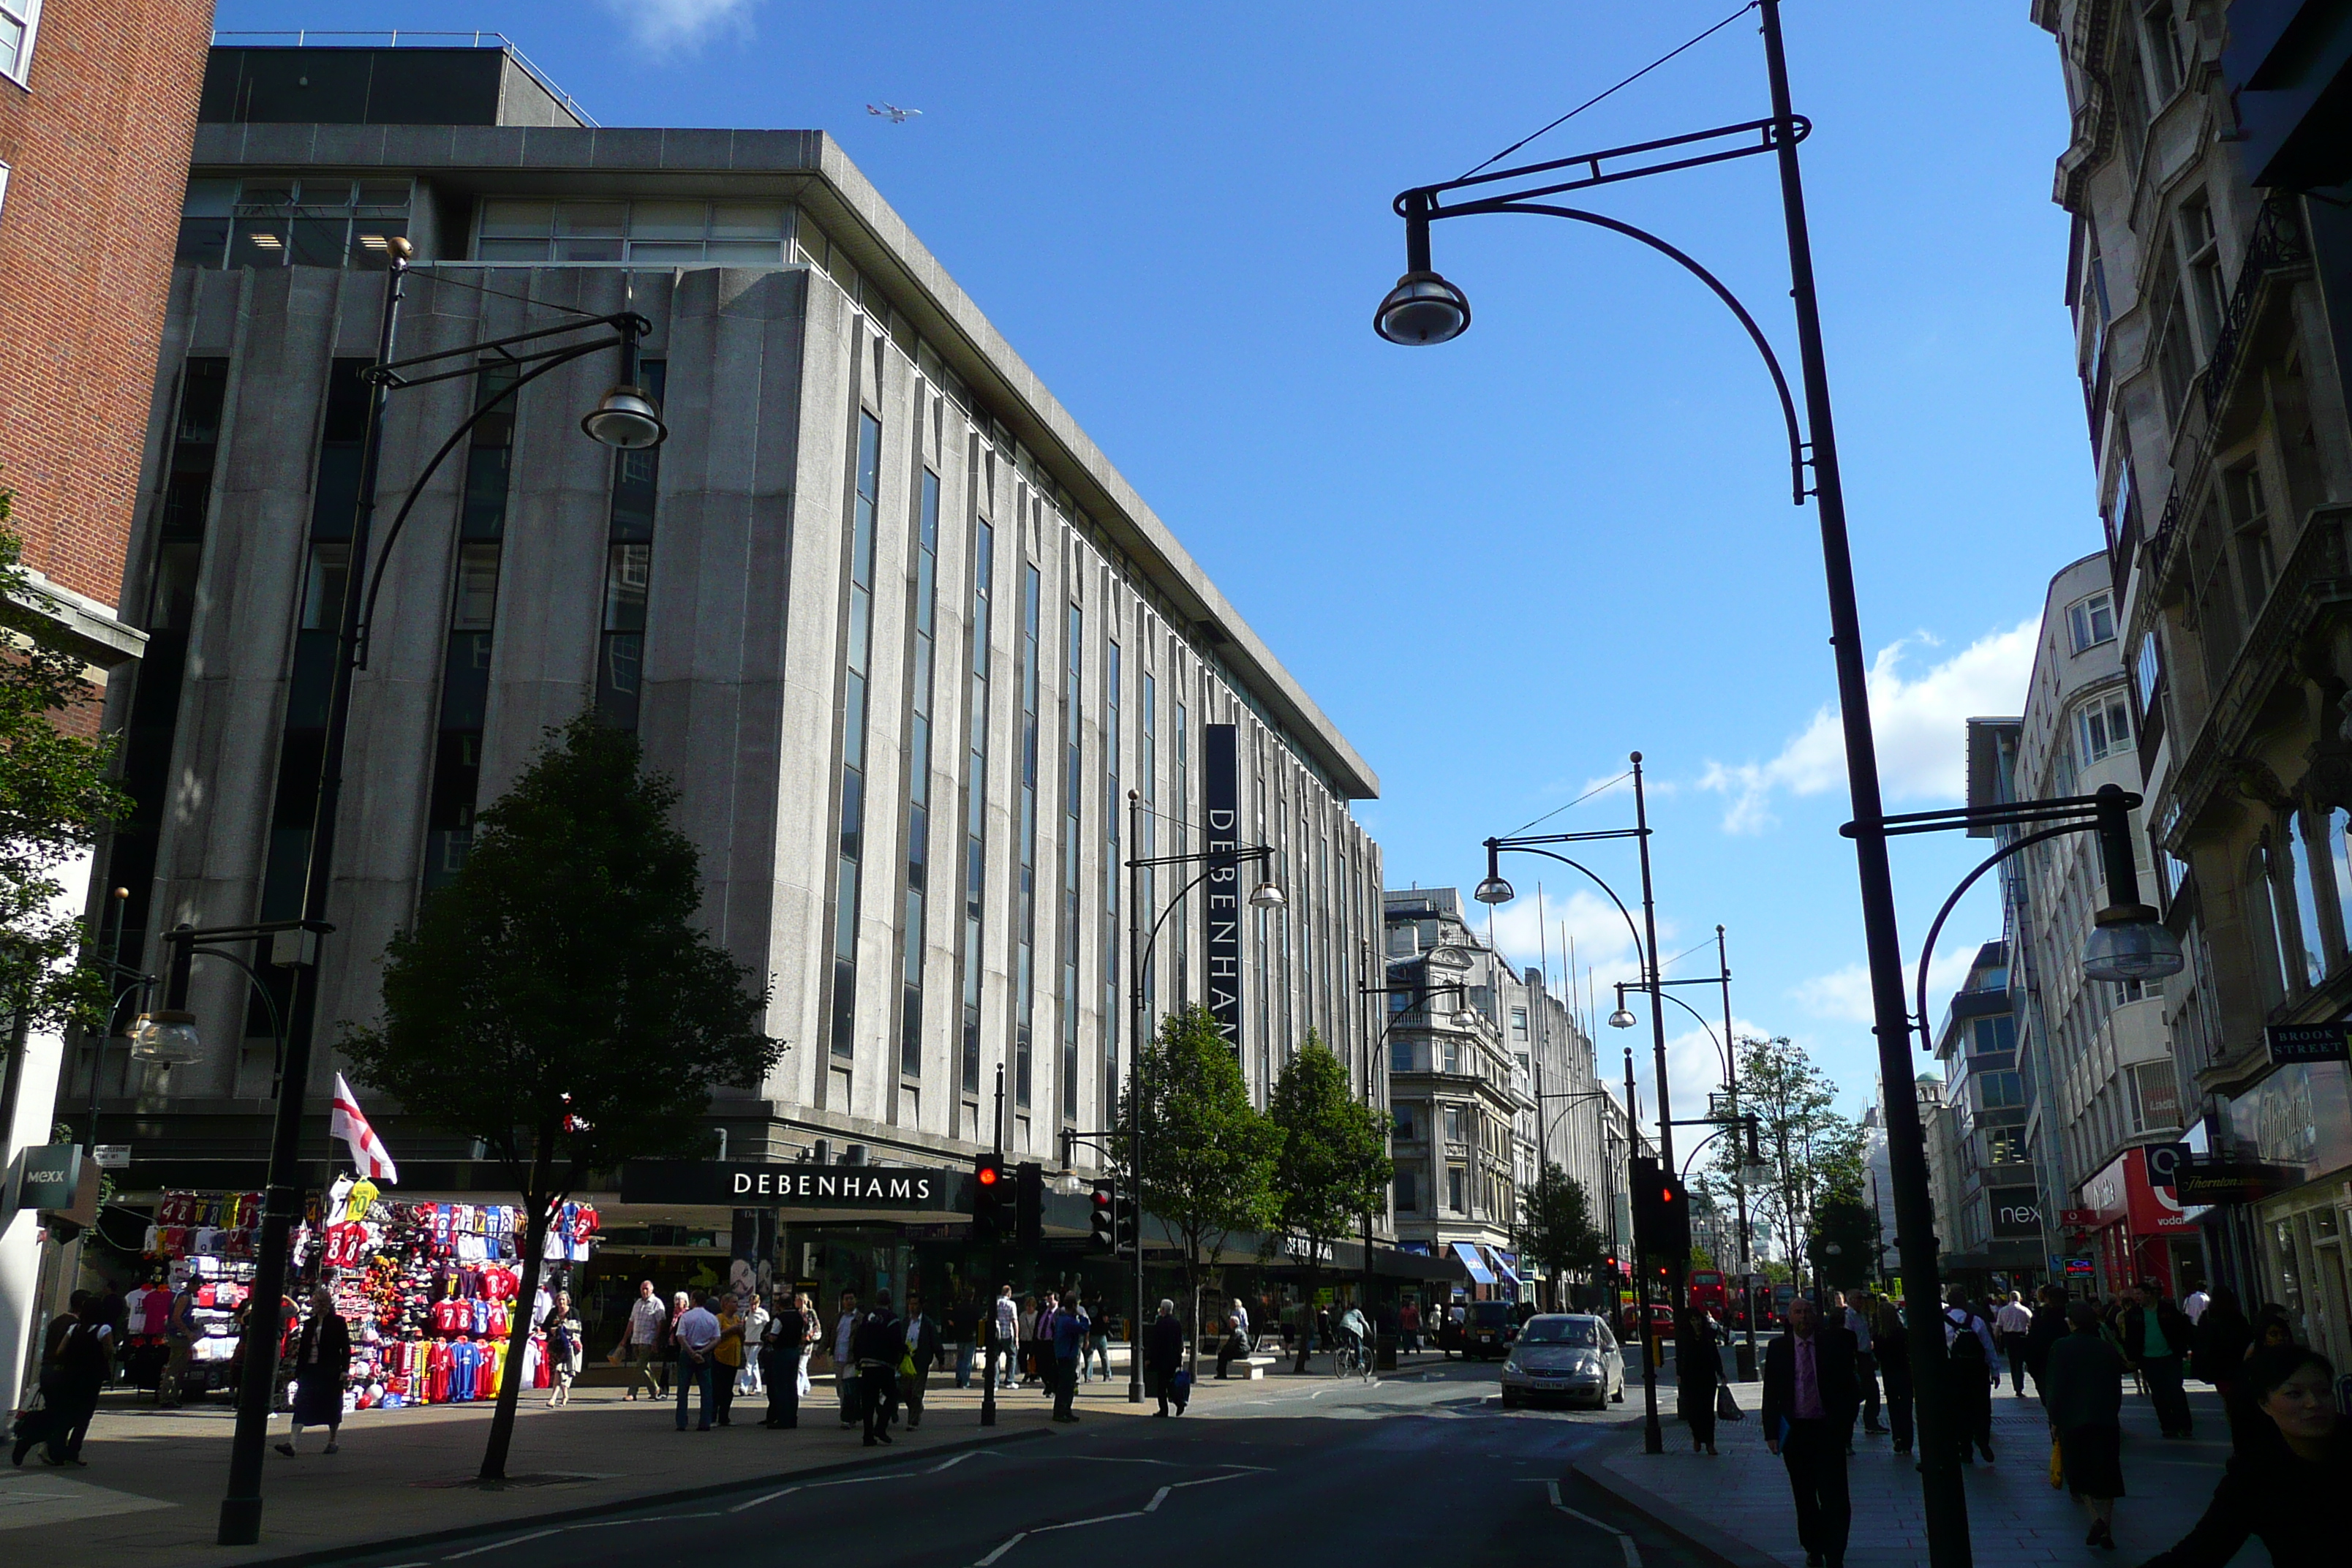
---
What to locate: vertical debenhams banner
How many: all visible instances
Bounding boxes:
[1204,723,1241,1057]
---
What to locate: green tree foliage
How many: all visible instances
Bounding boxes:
[1267,1030,1391,1368]
[0,497,129,1033]
[1722,1033,1863,1291]
[342,715,782,1477]
[1115,1003,1277,1367]
[1518,1164,1607,1283]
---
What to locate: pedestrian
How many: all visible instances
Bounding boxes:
[1049,1292,1088,1422]
[1216,1298,1248,1379]
[1843,1291,1882,1436]
[1678,1305,1720,1455]
[2025,1286,2069,1402]
[737,1291,770,1398]
[1145,1298,1188,1416]
[759,1289,809,1428]
[1996,1290,2035,1395]
[710,1293,745,1426]
[2189,1286,2253,1448]
[2141,1345,2351,1567]
[622,1280,668,1401]
[666,1289,689,1396]
[832,1289,862,1427]
[1400,1298,1421,1353]
[541,1289,581,1408]
[158,1275,199,1409]
[12,1293,110,1468]
[2182,1279,2211,1324]
[856,1290,901,1445]
[1019,1294,1043,1387]
[1763,1295,1858,1568]
[1085,1294,1112,1384]
[899,1289,943,1428]
[1874,1297,1912,1455]
[2247,1304,2296,1358]
[992,1284,1019,1390]
[949,1291,978,1390]
[276,1286,349,1457]
[1941,1290,1998,1463]
[2043,1298,2128,1550]
[2119,1279,2195,1439]
[1232,1296,1253,1354]
[674,1289,720,1432]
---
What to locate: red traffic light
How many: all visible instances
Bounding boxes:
[978,1164,1000,1186]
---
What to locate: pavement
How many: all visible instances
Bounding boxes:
[1582,1367,2272,1568]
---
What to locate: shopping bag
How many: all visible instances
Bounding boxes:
[2048,1439,2065,1490]
[1716,1383,1744,1421]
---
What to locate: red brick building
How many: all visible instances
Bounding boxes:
[0,0,211,637]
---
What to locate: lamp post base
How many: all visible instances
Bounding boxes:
[218,1496,263,1546]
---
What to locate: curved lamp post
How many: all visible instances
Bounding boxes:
[214,237,665,1548]
[1380,4,1974,1552]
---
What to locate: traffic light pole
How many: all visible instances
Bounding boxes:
[1627,1047,1662,1454]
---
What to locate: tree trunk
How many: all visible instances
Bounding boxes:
[1292,1262,1317,1374]
[479,1129,557,1481]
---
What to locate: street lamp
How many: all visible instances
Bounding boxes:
[210,238,660,1549]
[127,1010,200,1066]
[1381,5,1972,1554]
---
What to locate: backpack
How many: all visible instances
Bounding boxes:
[1946,1311,1986,1365]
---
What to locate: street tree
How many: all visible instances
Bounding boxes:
[0,497,129,1037]
[342,715,782,1480]
[1266,1030,1391,1370]
[1722,1034,1861,1292]
[1518,1164,1606,1296]
[1116,1003,1278,1368]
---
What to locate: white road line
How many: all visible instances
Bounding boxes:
[1213,1463,1277,1472]
[1143,1485,1173,1513]
[973,1531,1028,1565]
[1166,1471,1250,1492]
[1066,1455,1180,1466]
[1033,1509,1150,1532]
[799,1473,909,1490]
[930,1452,977,1472]
[444,1529,563,1559]
[1548,1480,1643,1568]
[728,1485,800,1513]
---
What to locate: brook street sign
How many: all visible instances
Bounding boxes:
[2264,1022,2352,1066]
[619,1162,957,1209]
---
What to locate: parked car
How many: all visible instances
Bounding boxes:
[1500,1313,1627,1411]
[1620,1302,1676,1342]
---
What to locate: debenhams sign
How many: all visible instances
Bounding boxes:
[620,1161,954,1209]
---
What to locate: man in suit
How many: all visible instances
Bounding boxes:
[1763,1294,1860,1568]
[897,1290,946,1429]
[855,1290,903,1446]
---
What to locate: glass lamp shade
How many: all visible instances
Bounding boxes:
[1248,881,1286,911]
[129,1009,201,1066]
[581,385,668,450]
[1452,1008,1482,1031]
[1607,1006,1637,1030]
[1472,875,1515,905]
[1373,271,1471,345]
[1738,1161,1773,1188]
[2081,908,2185,981]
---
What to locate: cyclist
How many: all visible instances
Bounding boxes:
[1337,1304,1371,1374]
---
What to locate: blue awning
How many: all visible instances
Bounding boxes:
[1452,1241,1496,1284]
[1490,1248,1521,1284]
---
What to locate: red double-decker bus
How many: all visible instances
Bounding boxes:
[1686,1269,1727,1314]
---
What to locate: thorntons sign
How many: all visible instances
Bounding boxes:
[620,1162,953,1208]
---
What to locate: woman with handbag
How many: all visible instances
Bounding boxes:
[1677,1306,1720,1454]
[541,1289,582,1408]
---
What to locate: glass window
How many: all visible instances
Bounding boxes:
[0,0,37,83]
[474,198,791,265]
[300,544,350,632]
[2067,591,2117,652]
[1395,1170,1419,1213]
[230,218,287,270]
[1520,1318,1599,1346]
[480,200,554,237]
[628,200,707,241]
[451,543,500,631]
[1393,1104,1415,1140]
[2287,813,2330,987]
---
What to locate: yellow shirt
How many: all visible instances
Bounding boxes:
[715,1312,744,1367]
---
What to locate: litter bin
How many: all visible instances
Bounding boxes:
[1736,1339,1757,1381]
[1375,1331,1398,1371]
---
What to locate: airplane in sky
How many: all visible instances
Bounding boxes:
[866,103,921,124]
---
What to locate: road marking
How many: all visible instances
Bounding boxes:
[1548,1480,1642,1568]
[930,1452,977,1472]
[1032,1509,1150,1532]
[1066,1455,1181,1466]
[974,1531,1028,1565]
[728,1485,799,1513]
[1143,1485,1173,1512]
[444,1529,563,1558]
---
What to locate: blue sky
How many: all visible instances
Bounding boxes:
[221,1,2095,1134]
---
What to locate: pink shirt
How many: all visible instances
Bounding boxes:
[1793,1333,1825,1420]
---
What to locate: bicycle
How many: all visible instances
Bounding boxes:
[1330,1337,1372,1382]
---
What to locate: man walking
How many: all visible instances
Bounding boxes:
[1842,1291,1882,1436]
[673,1289,720,1432]
[2119,1281,2195,1438]
[1084,1294,1113,1384]
[1996,1290,2035,1395]
[1145,1299,1187,1416]
[759,1291,808,1428]
[623,1280,668,1401]
[992,1284,1019,1390]
[1941,1291,1998,1462]
[900,1290,943,1429]
[856,1291,902,1445]
[1049,1292,1088,1422]
[1763,1296,1858,1568]
[832,1289,862,1428]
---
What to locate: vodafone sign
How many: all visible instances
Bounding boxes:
[2080,1147,2204,1235]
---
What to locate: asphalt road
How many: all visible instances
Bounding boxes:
[325,1361,1721,1568]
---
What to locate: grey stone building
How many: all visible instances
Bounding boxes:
[75,41,1384,1186]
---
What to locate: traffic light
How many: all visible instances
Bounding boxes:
[1629,1157,1691,1261]
[1089,1180,1116,1251]
[1016,1161,1044,1249]
[972,1154,1006,1240]
[1115,1194,1141,1255]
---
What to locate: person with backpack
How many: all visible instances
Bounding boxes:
[12,1292,111,1467]
[1942,1290,1999,1463]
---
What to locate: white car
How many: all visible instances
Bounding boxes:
[1499,1313,1626,1411]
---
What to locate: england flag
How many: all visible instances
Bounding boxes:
[331,1073,399,1184]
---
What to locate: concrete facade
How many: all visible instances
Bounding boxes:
[75,45,1384,1191]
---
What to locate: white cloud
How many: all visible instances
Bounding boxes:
[1478,886,1659,1003]
[1697,618,2038,833]
[1791,945,1978,1028]
[604,0,758,52]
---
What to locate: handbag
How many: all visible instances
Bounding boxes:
[2048,1438,2065,1490]
[1716,1383,1744,1420]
